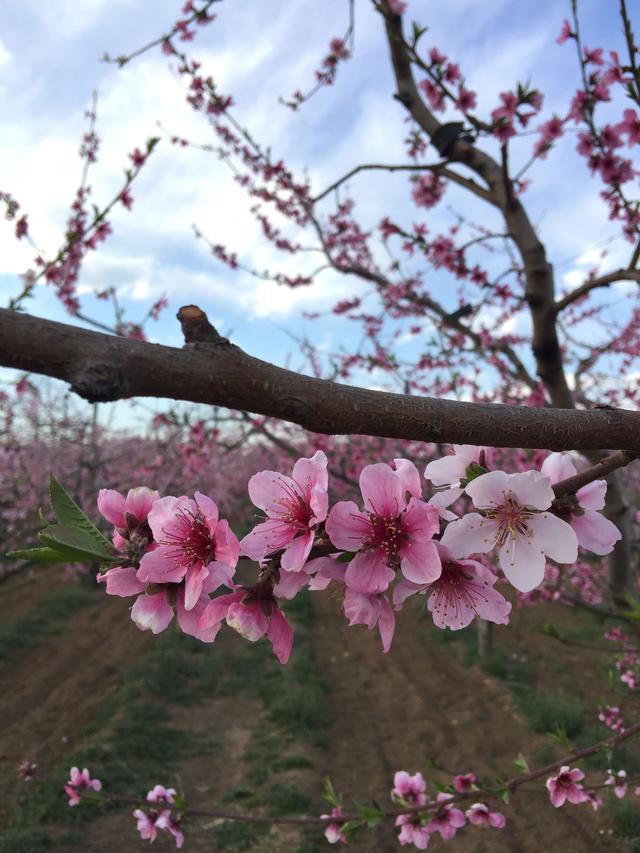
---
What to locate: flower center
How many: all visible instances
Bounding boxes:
[484,495,534,546]
[274,479,313,528]
[363,513,405,561]
[161,507,216,567]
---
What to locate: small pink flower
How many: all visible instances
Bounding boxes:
[546,766,588,807]
[387,0,407,12]
[199,587,294,664]
[442,470,578,593]
[605,769,627,799]
[240,450,328,571]
[343,588,396,652]
[147,785,176,804]
[139,492,239,610]
[134,808,184,848]
[392,771,427,805]
[556,19,573,44]
[97,485,159,550]
[426,793,466,839]
[541,453,621,555]
[466,802,506,828]
[321,806,347,844]
[394,542,511,631]
[425,445,486,488]
[395,813,431,849]
[64,766,101,806]
[326,459,441,594]
[453,773,477,793]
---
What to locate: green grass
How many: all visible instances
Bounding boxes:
[2,588,328,853]
[0,584,94,663]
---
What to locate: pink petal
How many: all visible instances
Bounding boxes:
[198,590,244,629]
[281,529,314,572]
[572,509,621,555]
[147,495,191,542]
[184,564,209,611]
[344,548,396,594]
[226,601,268,641]
[97,489,126,527]
[125,487,160,522]
[402,496,440,539]
[176,590,222,643]
[247,470,298,516]
[131,593,174,634]
[267,608,294,664]
[194,491,219,527]
[528,513,578,563]
[97,566,145,597]
[393,579,426,608]
[273,569,310,599]
[359,463,403,516]
[377,595,395,652]
[393,457,422,498]
[137,546,185,584]
[325,501,371,550]
[440,513,498,558]
[498,534,546,592]
[541,452,577,484]
[508,471,555,510]
[203,560,235,592]
[292,450,329,493]
[400,538,442,584]
[309,483,329,523]
[213,518,240,567]
[240,519,296,561]
[343,588,379,629]
[465,470,511,508]
[424,455,468,486]
[576,479,607,511]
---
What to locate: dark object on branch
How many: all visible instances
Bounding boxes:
[431,122,474,157]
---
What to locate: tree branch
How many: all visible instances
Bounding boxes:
[554,267,640,313]
[2,307,640,450]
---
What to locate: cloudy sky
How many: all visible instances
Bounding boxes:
[0,0,633,414]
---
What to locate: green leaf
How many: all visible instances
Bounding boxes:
[464,462,488,482]
[323,777,340,807]
[7,547,74,564]
[339,820,362,842]
[358,802,383,828]
[38,524,117,564]
[500,788,511,805]
[513,752,530,773]
[48,476,112,549]
[336,551,356,563]
[538,621,562,640]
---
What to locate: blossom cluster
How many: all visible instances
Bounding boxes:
[96,446,620,663]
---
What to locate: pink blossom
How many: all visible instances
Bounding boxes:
[441,470,578,592]
[556,19,573,44]
[387,0,407,13]
[457,86,477,112]
[64,767,102,806]
[326,459,441,594]
[321,806,347,844]
[411,173,446,209]
[134,808,184,848]
[97,485,159,550]
[605,769,627,799]
[425,444,486,488]
[343,588,396,652]
[395,814,431,849]
[618,109,640,146]
[240,450,328,571]
[394,542,511,630]
[147,785,176,804]
[453,773,477,792]
[541,453,621,555]
[465,803,506,828]
[138,492,239,610]
[546,766,588,807]
[199,587,294,664]
[426,793,466,839]
[392,771,427,805]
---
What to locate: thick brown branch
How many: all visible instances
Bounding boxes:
[2,307,640,450]
[555,267,640,313]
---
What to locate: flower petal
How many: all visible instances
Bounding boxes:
[440,513,498,558]
[359,463,403,516]
[528,512,578,563]
[572,509,621,555]
[281,529,314,572]
[97,566,145,597]
[131,593,173,634]
[267,608,294,664]
[498,534,546,592]
[325,501,371,550]
[344,548,396,594]
[400,539,442,584]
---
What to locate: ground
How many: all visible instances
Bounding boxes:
[0,565,638,852]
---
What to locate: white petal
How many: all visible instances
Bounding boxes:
[440,513,498,559]
[499,535,546,592]
[528,513,578,563]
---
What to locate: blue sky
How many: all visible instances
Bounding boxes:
[0,0,635,418]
